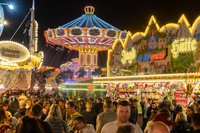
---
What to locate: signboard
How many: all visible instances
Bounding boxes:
[171,38,197,58]
[0,41,30,63]
[138,49,167,62]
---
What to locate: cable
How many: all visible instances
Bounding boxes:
[10,10,31,40]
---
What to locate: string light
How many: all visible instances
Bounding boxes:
[0,41,30,63]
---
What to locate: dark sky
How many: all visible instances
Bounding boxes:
[1,0,200,67]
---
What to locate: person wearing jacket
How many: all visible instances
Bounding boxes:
[73,116,95,133]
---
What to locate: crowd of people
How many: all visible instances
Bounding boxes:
[0,92,200,133]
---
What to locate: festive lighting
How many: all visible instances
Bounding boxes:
[0,41,30,63]
[33,83,39,91]
[93,72,200,83]
[121,47,136,64]
[0,84,5,90]
[34,20,38,52]
[171,38,197,58]
[45,84,52,91]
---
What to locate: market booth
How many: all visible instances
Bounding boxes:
[95,14,200,107]
[0,41,43,95]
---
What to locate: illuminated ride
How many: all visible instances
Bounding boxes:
[0,0,43,95]
[44,6,127,79]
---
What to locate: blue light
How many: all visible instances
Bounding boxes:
[8,4,14,10]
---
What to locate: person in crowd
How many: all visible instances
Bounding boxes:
[16,117,44,133]
[81,101,97,127]
[186,106,195,125]
[171,99,182,121]
[41,100,51,121]
[45,104,68,133]
[76,99,83,113]
[8,96,19,116]
[0,105,11,133]
[171,112,191,133]
[66,101,81,120]
[2,100,13,120]
[152,108,174,130]
[191,113,200,133]
[158,96,172,110]
[31,104,53,133]
[72,116,95,133]
[148,99,152,105]
[58,99,66,121]
[95,98,103,114]
[140,97,145,116]
[116,124,135,133]
[2,99,19,132]
[146,102,159,121]
[26,98,35,109]
[66,101,81,132]
[196,100,200,113]
[129,98,139,124]
[111,101,117,112]
[144,109,158,133]
[142,97,150,130]
[101,100,143,133]
[188,94,196,108]
[96,99,117,133]
[14,99,26,120]
[147,121,170,133]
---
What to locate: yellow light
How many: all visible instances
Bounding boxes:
[0,41,30,63]
[93,73,199,83]
[121,48,136,65]
[160,23,179,32]
[171,38,197,58]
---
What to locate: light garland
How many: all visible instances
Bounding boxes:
[34,20,38,53]
[0,41,30,63]
[37,51,44,69]
[171,38,197,58]
[121,47,136,64]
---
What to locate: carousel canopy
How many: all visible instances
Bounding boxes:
[61,6,119,30]
[44,6,127,51]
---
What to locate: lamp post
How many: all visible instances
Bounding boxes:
[29,0,37,55]
[0,3,14,37]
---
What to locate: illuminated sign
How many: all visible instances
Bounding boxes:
[138,53,150,62]
[121,48,136,64]
[138,49,167,62]
[171,38,197,58]
[2,47,20,58]
[0,41,30,63]
[150,50,166,61]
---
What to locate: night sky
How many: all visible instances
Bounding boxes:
[1,0,200,67]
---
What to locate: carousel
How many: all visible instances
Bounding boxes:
[44,6,127,79]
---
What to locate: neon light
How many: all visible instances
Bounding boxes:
[171,38,197,58]
[138,53,150,62]
[150,50,166,61]
[121,47,136,64]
